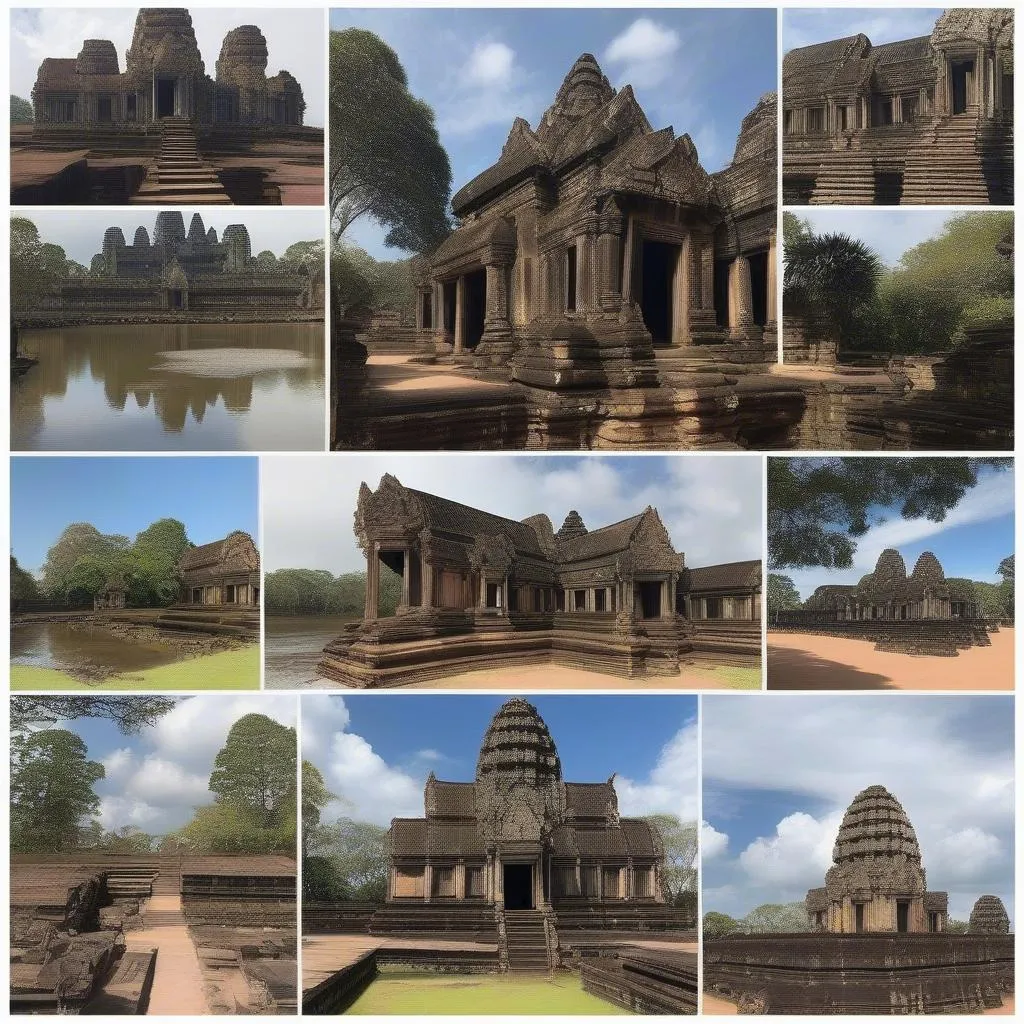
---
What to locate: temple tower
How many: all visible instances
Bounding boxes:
[969,895,1010,934]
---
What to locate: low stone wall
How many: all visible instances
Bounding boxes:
[580,946,698,1014]
[554,901,696,934]
[303,902,380,934]
[769,618,991,656]
[704,932,1014,1014]
[368,903,499,944]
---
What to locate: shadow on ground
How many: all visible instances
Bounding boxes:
[767,644,893,690]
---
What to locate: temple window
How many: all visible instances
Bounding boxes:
[784,108,795,135]
[421,290,433,329]
[508,587,520,612]
[874,96,894,126]
[633,866,652,898]
[98,95,113,121]
[836,104,850,131]
[594,589,607,612]
[581,866,599,898]
[432,865,456,898]
[928,912,941,932]
[573,589,586,611]
[467,866,485,897]
[565,245,578,311]
[807,107,825,133]
[486,583,503,608]
[896,900,910,932]
[901,93,918,122]
[602,867,620,898]
[394,867,425,898]
[854,903,865,932]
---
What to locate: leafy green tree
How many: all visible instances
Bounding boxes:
[172,802,290,854]
[280,239,326,271]
[11,95,33,124]
[302,760,335,859]
[265,566,402,617]
[254,250,278,271]
[329,29,452,252]
[782,211,811,247]
[703,911,741,939]
[82,825,155,853]
[997,555,1014,620]
[11,729,105,852]
[323,818,389,902]
[767,573,802,618]
[11,216,75,314]
[945,918,970,934]
[740,902,809,933]
[768,457,1010,570]
[645,814,697,903]
[40,523,130,600]
[10,556,40,603]
[209,714,297,831]
[131,518,190,606]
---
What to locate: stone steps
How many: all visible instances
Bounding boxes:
[902,114,991,204]
[503,910,550,973]
[131,117,230,205]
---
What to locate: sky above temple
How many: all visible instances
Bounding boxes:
[775,461,1014,601]
[11,456,259,577]
[702,694,1015,926]
[21,695,297,836]
[791,210,1006,269]
[784,8,944,53]
[262,454,763,575]
[9,7,326,125]
[330,8,777,259]
[21,210,325,267]
[303,694,698,830]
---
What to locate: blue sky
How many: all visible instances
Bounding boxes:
[784,9,943,54]
[263,454,763,574]
[11,456,259,576]
[772,460,1014,601]
[16,695,297,836]
[790,210,1011,269]
[702,695,1015,925]
[330,8,776,259]
[303,694,698,829]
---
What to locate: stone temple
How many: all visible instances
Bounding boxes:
[774,547,991,656]
[317,474,760,686]
[704,783,1014,1013]
[783,8,1014,204]
[15,8,323,204]
[53,212,324,319]
[303,699,697,1013]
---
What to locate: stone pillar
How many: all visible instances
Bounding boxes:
[424,862,433,903]
[700,245,714,310]
[421,560,434,610]
[597,217,622,312]
[621,217,636,304]
[453,275,466,353]
[728,256,755,338]
[456,860,466,900]
[400,548,411,609]
[364,545,379,619]
[766,230,778,330]
[484,263,510,334]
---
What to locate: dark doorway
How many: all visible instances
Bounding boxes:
[749,251,768,327]
[169,289,184,310]
[464,269,486,349]
[637,581,662,619]
[1001,74,1013,113]
[713,259,730,327]
[191,588,202,604]
[98,96,112,121]
[226,585,236,604]
[952,60,974,114]
[705,597,723,620]
[566,245,578,311]
[126,95,137,121]
[157,78,177,118]
[442,281,456,334]
[503,863,533,910]
[421,291,433,330]
[640,240,678,345]
[897,901,910,932]
[874,172,904,205]
[855,903,864,932]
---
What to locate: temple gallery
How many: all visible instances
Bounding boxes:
[315,474,761,688]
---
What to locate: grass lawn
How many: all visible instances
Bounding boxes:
[693,665,762,690]
[11,646,260,691]
[345,972,631,1015]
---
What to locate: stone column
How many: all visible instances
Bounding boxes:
[700,246,714,310]
[453,275,466,353]
[364,546,379,618]
[400,548,411,609]
[456,861,466,901]
[661,579,672,619]
[766,231,778,329]
[597,220,622,312]
[728,256,755,337]
[420,560,434,609]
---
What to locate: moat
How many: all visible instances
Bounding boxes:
[12,322,325,451]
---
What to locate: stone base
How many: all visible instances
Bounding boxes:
[769,618,991,656]
[580,947,697,1014]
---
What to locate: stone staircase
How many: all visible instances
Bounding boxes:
[809,152,878,205]
[503,910,550,973]
[152,859,182,897]
[131,117,230,205]
[902,112,992,204]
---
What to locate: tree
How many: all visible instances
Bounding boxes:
[645,814,697,904]
[10,556,40,603]
[767,574,802,618]
[172,801,291,854]
[10,695,177,737]
[324,818,389,902]
[784,231,883,351]
[254,249,278,271]
[82,825,155,853]
[329,29,452,252]
[39,522,131,601]
[131,518,191,606]
[768,457,1010,570]
[782,211,811,247]
[302,760,335,859]
[11,95,33,124]
[209,714,297,830]
[280,240,325,272]
[11,729,105,852]
[997,555,1014,620]
[740,902,809,933]
[703,911,741,939]
[11,216,75,314]
[945,918,970,934]
[302,760,353,901]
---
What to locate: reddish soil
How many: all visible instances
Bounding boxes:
[768,629,1013,690]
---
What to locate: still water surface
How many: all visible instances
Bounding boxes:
[12,322,325,451]
[265,616,346,688]
[12,620,182,677]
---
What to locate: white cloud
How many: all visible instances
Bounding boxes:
[616,719,698,823]
[931,827,1005,881]
[465,42,515,87]
[702,820,729,861]
[606,18,680,87]
[739,810,840,887]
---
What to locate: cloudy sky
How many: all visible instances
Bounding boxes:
[770,460,1014,601]
[10,7,326,125]
[303,694,697,830]
[702,694,1015,925]
[11,456,259,577]
[37,695,298,836]
[784,8,943,53]
[330,8,776,259]
[789,210,1011,270]
[20,210,324,267]
[262,454,763,575]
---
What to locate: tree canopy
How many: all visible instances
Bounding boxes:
[10,695,177,737]
[265,566,401,617]
[10,556,40,603]
[768,457,1009,569]
[329,29,452,252]
[703,910,741,940]
[11,95,33,124]
[767,573,803,616]
[331,241,416,319]
[739,902,809,933]
[11,216,80,313]
[645,814,698,905]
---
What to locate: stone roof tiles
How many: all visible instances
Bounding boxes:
[565,781,617,819]
[556,512,645,562]
[685,559,761,592]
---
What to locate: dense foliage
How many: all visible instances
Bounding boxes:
[704,902,810,938]
[35,517,192,608]
[784,212,1013,356]
[10,556,40,603]
[11,94,33,124]
[11,216,87,313]
[645,814,698,905]
[766,573,802,618]
[265,566,401,617]
[332,240,416,319]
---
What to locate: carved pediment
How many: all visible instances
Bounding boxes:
[354,474,425,555]
[628,508,684,573]
[469,533,516,575]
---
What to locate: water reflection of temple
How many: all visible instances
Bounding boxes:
[11,322,324,443]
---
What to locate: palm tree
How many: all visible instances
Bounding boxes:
[784,232,883,350]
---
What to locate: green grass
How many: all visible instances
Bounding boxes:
[11,646,260,691]
[698,665,762,690]
[345,972,631,1015]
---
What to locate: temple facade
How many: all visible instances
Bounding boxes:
[177,530,260,607]
[803,549,979,621]
[412,54,777,364]
[783,8,1014,204]
[32,9,304,128]
[387,699,667,910]
[53,212,323,318]
[806,785,948,934]
[680,560,761,622]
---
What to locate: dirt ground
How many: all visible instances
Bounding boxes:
[767,629,1013,691]
[703,993,1015,1015]
[368,354,505,394]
